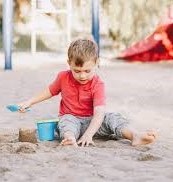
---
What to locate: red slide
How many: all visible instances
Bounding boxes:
[117,5,173,62]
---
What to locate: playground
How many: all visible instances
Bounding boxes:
[1,53,173,181]
[1,1,173,182]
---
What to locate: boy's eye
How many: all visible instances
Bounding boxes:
[74,70,80,73]
[73,70,91,73]
[85,70,91,73]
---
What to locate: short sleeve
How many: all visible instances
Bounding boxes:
[49,72,62,96]
[93,82,106,106]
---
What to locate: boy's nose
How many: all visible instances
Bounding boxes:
[79,73,86,79]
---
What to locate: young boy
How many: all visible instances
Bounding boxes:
[19,39,157,147]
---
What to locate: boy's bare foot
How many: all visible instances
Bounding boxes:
[60,138,78,147]
[60,131,78,147]
[132,131,157,146]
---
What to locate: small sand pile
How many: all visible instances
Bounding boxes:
[0,143,37,154]
[0,128,38,154]
[19,128,37,143]
[137,153,162,161]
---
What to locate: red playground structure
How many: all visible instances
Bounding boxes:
[117,5,173,62]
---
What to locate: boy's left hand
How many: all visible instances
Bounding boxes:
[77,134,95,147]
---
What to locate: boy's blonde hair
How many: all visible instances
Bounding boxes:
[68,39,98,67]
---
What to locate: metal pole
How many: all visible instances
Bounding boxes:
[3,0,13,70]
[92,0,100,50]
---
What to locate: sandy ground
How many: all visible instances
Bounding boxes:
[0,52,173,182]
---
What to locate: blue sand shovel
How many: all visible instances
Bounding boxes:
[6,104,30,112]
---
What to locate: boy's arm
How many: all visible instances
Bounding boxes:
[19,87,52,112]
[77,105,105,147]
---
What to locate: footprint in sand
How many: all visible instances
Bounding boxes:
[137,153,162,161]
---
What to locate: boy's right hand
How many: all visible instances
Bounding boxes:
[18,100,32,113]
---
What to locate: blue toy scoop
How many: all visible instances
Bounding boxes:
[6,104,30,112]
[6,104,20,112]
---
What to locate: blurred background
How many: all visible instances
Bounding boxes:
[0,0,172,55]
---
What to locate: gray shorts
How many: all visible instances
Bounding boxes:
[58,112,129,140]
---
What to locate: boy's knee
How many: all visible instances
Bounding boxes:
[103,112,129,139]
[104,112,129,128]
[58,114,81,140]
[96,113,128,138]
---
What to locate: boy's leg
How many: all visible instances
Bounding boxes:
[58,114,81,146]
[95,112,157,146]
[95,112,129,139]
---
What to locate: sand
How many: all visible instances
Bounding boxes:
[0,52,173,181]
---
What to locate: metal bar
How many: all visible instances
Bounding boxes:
[91,0,100,50]
[3,0,13,70]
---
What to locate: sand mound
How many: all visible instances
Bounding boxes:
[0,142,37,154]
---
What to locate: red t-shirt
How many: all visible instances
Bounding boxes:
[49,70,105,117]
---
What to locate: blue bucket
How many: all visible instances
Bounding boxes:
[37,120,58,141]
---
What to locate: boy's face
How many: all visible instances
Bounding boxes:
[68,60,97,84]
